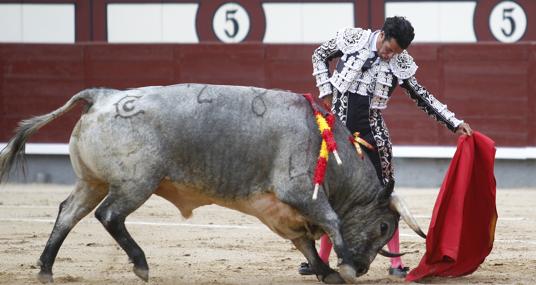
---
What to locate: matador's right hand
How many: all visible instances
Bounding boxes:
[322,94,333,111]
[456,122,473,136]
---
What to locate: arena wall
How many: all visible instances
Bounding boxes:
[1,43,535,146]
[0,43,534,187]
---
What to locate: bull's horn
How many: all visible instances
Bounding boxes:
[378,248,406,258]
[389,193,427,239]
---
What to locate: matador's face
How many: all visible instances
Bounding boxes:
[376,31,404,61]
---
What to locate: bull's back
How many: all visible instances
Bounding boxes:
[71,84,319,196]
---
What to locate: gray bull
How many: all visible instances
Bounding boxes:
[0,84,425,284]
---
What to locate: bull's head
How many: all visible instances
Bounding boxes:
[340,180,426,277]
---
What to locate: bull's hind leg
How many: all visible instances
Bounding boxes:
[38,180,107,283]
[94,179,159,282]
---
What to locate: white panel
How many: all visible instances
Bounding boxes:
[438,3,476,42]
[162,4,199,43]
[263,3,354,43]
[0,4,22,42]
[263,4,302,43]
[302,3,354,43]
[385,1,476,43]
[22,4,75,43]
[108,3,199,43]
[108,4,162,43]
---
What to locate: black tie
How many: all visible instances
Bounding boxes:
[362,51,378,72]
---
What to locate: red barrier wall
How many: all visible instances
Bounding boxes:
[0,43,534,147]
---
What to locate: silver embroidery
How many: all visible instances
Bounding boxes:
[312,38,339,97]
[313,27,373,97]
[351,64,377,95]
[369,109,394,185]
[335,27,371,55]
[390,50,418,80]
[330,50,369,94]
[332,89,348,124]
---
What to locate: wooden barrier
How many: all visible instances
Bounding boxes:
[0,43,534,147]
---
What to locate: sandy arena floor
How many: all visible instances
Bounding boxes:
[0,184,534,284]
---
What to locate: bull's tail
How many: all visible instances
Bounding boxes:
[0,89,99,183]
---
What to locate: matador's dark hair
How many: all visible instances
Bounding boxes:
[382,16,415,49]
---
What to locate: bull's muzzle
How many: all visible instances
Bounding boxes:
[389,193,427,239]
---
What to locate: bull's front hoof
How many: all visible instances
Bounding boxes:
[338,264,358,284]
[133,266,149,282]
[37,271,53,283]
[321,272,345,284]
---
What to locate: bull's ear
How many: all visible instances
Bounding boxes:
[377,180,395,202]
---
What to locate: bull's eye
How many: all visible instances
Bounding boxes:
[380,222,388,235]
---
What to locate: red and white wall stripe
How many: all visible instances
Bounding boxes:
[0,0,534,43]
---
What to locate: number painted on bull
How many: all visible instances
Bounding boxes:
[115,95,145,118]
[251,88,268,117]
[212,2,250,43]
[489,1,527,43]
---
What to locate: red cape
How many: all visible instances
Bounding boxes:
[406,131,497,282]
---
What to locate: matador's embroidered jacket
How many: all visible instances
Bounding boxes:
[312,27,463,131]
[312,27,464,184]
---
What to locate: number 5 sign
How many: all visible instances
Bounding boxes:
[489,1,527,42]
[213,3,250,43]
[474,0,533,42]
[196,0,266,43]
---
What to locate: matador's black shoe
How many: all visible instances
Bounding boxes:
[388,266,409,278]
[298,262,314,275]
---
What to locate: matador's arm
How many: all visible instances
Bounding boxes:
[400,76,464,132]
[390,51,464,132]
[312,38,342,98]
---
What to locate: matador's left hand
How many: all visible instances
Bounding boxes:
[456,122,473,136]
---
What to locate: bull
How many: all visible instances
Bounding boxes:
[0,84,425,283]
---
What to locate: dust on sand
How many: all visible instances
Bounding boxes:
[0,184,534,284]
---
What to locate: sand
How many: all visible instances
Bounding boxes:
[0,184,534,284]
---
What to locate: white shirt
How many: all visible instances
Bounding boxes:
[369,30,380,64]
